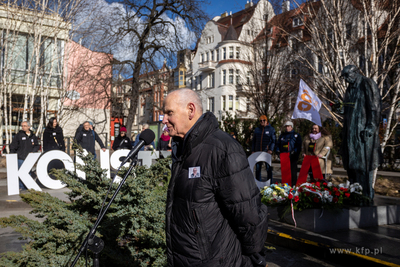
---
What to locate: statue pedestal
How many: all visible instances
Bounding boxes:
[268,196,400,232]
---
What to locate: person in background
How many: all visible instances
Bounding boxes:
[74,121,106,159]
[251,115,275,182]
[42,117,66,177]
[43,117,65,152]
[276,121,302,186]
[302,124,333,181]
[134,124,155,151]
[9,121,40,190]
[112,126,132,151]
[157,127,171,151]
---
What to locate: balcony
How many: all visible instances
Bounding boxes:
[198,61,217,72]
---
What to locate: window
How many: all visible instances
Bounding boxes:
[229,69,234,84]
[246,97,250,112]
[217,49,220,61]
[208,72,215,88]
[223,47,226,60]
[194,76,198,89]
[345,23,352,40]
[229,47,234,59]
[235,96,239,109]
[206,52,209,62]
[222,70,226,85]
[199,75,202,89]
[222,95,226,110]
[201,53,204,62]
[208,97,215,112]
[236,47,240,59]
[318,57,323,74]
[247,71,251,85]
[293,17,303,27]
[211,50,214,61]
[328,30,333,42]
[236,70,240,84]
[229,95,233,110]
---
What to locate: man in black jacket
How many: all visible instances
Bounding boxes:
[9,121,40,190]
[162,89,268,267]
[74,121,106,158]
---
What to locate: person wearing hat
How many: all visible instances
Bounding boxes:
[157,126,171,151]
[112,126,132,151]
[251,115,276,182]
[276,121,302,186]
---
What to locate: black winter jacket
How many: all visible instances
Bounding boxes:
[251,124,276,152]
[166,112,268,267]
[112,135,132,150]
[43,126,65,152]
[276,130,302,156]
[10,130,40,160]
[74,129,105,155]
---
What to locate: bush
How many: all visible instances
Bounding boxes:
[0,151,170,267]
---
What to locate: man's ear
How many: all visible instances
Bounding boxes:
[187,102,196,120]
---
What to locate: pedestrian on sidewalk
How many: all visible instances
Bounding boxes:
[112,126,132,151]
[276,121,302,186]
[301,124,333,181]
[251,115,275,182]
[9,121,40,190]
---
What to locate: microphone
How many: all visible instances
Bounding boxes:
[120,129,155,166]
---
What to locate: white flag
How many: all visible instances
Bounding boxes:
[291,79,322,126]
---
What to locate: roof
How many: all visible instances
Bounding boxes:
[215,3,257,40]
[252,1,321,48]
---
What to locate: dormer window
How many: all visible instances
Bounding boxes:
[293,17,303,27]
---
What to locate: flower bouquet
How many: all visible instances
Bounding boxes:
[261,181,367,211]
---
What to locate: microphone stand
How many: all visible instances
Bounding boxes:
[70,157,138,267]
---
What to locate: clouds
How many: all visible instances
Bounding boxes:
[71,0,196,69]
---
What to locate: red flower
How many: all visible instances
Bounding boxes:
[323,182,328,186]
[333,187,338,191]
[316,182,321,187]
[345,193,350,198]
[288,193,293,200]
[342,188,348,192]
[311,188,316,192]
[333,197,338,203]
[294,196,299,202]
[298,188,303,192]
[305,192,311,197]
[324,188,329,191]
[313,197,320,203]
[335,191,341,196]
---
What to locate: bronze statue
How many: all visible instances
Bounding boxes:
[340,65,382,200]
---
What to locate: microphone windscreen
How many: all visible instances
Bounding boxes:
[139,129,155,145]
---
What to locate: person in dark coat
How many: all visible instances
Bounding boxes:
[276,121,302,186]
[9,121,40,189]
[162,89,268,267]
[157,127,171,151]
[340,65,383,200]
[112,126,132,151]
[42,117,66,176]
[74,121,106,158]
[43,117,65,152]
[252,114,275,182]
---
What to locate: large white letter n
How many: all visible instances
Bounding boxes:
[7,153,42,196]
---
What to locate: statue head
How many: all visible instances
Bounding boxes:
[341,65,359,84]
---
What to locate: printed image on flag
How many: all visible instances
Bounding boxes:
[291,79,322,126]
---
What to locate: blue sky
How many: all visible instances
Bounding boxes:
[205,0,257,18]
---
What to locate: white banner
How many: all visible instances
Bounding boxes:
[292,79,322,126]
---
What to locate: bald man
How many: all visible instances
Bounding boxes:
[163,89,268,267]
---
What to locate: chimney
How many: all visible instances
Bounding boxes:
[245,0,254,9]
[282,0,290,13]
[221,11,228,17]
